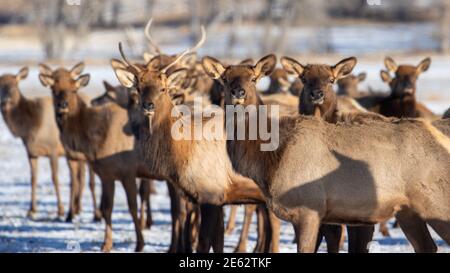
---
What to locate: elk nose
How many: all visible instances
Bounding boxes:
[311,90,324,100]
[143,102,155,112]
[58,101,68,109]
[234,89,246,99]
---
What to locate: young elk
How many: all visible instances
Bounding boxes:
[38,62,152,252]
[203,55,450,253]
[0,68,65,219]
[376,57,436,120]
[337,72,367,97]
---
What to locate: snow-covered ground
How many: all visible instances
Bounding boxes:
[0,62,449,253]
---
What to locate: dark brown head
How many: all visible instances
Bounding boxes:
[337,72,366,97]
[113,50,189,120]
[267,68,290,94]
[38,62,90,119]
[380,57,431,99]
[281,56,357,105]
[91,80,130,107]
[202,55,277,107]
[0,67,29,112]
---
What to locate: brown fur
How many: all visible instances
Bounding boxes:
[337,72,367,97]
[203,55,450,253]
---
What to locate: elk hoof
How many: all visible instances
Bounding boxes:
[101,243,113,253]
[145,219,153,230]
[93,210,102,223]
[234,247,247,253]
[26,210,37,220]
[135,242,145,252]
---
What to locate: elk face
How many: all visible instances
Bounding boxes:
[268,68,291,93]
[281,57,357,105]
[337,72,366,97]
[113,58,188,119]
[202,55,277,106]
[39,63,90,120]
[0,67,28,112]
[381,57,431,99]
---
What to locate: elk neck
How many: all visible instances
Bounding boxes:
[2,93,42,139]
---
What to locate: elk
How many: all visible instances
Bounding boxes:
[0,67,99,222]
[202,54,450,253]
[362,57,437,120]
[91,81,155,230]
[113,44,272,254]
[337,72,367,97]
[444,107,450,119]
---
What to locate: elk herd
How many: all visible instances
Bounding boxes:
[0,19,449,253]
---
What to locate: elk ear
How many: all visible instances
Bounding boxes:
[281,57,304,77]
[39,63,53,76]
[39,74,55,87]
[416,57,431,74]
[180,53,197,68]
[111,59,128,71]
[332,57,357,80]
[114,68,137,89]
[239,58,254,66]
[202,56,226,80]
[380,70,392,83]
[171,93,186,105]
[16,67,29,81]
[103,80,115,92]
[143,52,155,64]
[71,62,86,78]
[357,72,367,82]
[254,54,276,79]
[384,57,398,73]
[167,69,188,90]
[75,74,90,89]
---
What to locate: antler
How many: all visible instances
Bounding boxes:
[145,19,162,55]
[161,25,207,74]
[119,42,142,74]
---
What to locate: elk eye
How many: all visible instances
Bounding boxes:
[160,88,166,93]
[251,77,257,83]
[301,77,307,84]
[329,78,335,84]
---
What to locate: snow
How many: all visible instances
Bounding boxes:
[0,65,449,253]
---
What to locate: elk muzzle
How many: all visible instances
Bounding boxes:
[142,102,155,117]
[231,88,246,105]
[310,89,325,105]
[56,101,69,114]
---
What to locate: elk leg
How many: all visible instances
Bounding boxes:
[49,155,64,218]
[100,178,115,252]
[139,179,152,230]
[197,204,224,253]
[316,224,342,253]
[211,206,224,253]
[167,183,181,253]
[379,220,391,237]
[395,210,437,253]
[427,220,450,245]
[190,205,201,251]
[234,205,256,253]
[295,209,321,253]
[183,201,195,253]
[66,159,80,222]
[75,161,86,215]
[122,176,144,252]
[88,163,101,222]
[347,225,374,253]
[255,205,272,253]
[225,206,238,235]
[27,157,38,218]
[269,211,280,253]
